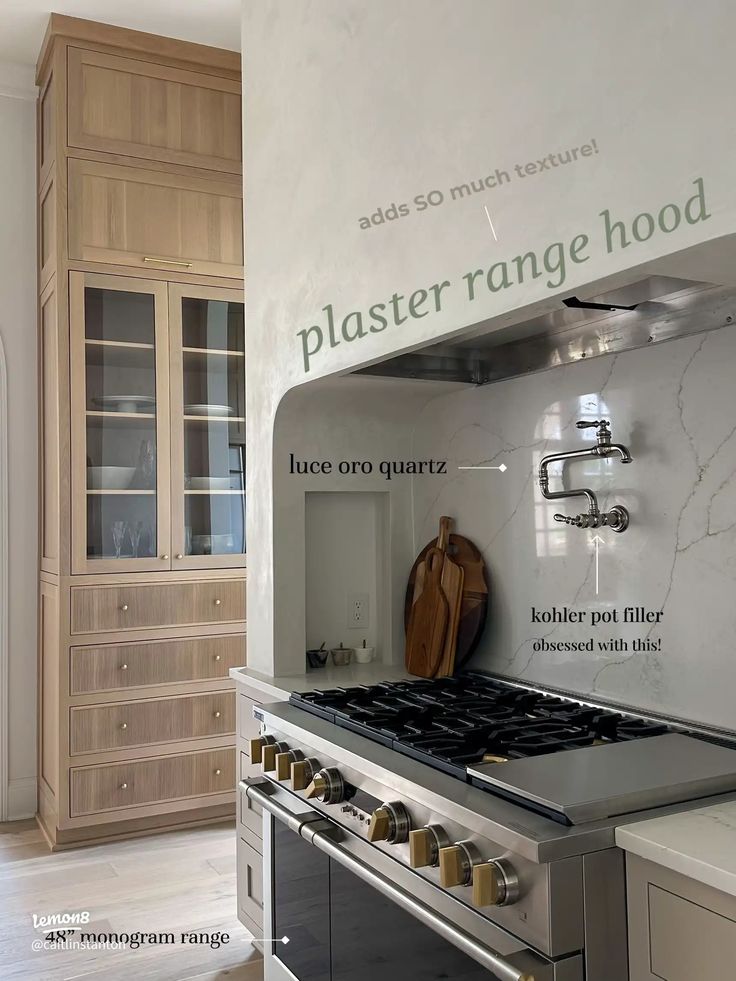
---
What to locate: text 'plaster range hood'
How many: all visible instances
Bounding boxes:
[355,276,736,386]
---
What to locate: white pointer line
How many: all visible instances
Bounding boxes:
[484,205,498,241]
[458,464,507,472]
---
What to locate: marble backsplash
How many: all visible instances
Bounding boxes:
[411,322,736,732]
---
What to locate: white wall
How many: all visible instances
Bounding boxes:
[410,321,736,732]
[0,62,37,819]
[242,0,736,678]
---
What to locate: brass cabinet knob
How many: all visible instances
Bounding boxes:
[120,722,128,730]
[162,554,169,560]
[261,741,288,773]
[214,711,221,718]
[176,553,183,560]
[409,826,448,868]
[439,844,475,888]
[120,664,128,671]
[368,806,391,842]
[120,782,128,790]
[472,860,519,908]
[305,772,327,800]
[120,604,129,612]
[291,758,318,791]
[214,598,222,606]
[214,769,222,776]
[214,655,221,662]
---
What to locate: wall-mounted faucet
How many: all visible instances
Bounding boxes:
[538,420,632,532]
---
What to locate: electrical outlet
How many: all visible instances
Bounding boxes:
[348,593,369,628]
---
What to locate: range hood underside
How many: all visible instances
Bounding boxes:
[355,277,736,386]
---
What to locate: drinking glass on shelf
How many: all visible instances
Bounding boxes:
[129,521,144,558]
[111,520,126,560]
[185,525,193,556]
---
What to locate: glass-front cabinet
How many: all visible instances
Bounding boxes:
[70,272,245,573]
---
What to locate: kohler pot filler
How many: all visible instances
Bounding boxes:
[538,419,632,532]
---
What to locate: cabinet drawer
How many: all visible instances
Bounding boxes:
[649,884,736,980]
[238,764,263,840]
[70,691,235,755]
[71,635,245,694]
[238,835,264,929]
[70,747,235,816]
[71,580,246,634]
[68,158,243,279]
[67,48,241,174]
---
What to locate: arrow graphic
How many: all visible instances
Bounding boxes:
[591,535,605,595]
[458,464,507,472]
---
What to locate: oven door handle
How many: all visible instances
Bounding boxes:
[246,781,535,981]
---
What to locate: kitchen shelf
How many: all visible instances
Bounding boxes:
[183,415,244,423]
[85,339,155,351]
[182,347,244,357]
[86,489,156,495]
[184,489,244,495]
[86,411,156,427]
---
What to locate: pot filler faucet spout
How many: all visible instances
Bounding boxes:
[538,420,632,532]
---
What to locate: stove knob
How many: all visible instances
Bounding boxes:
[261,741,289,773]
[409,825,449,868]
[275,749,304,781]
[472,859,519,908]
[291,757,320,792]
[439,842,481,888]
[367,801,410,844]
[248,734,275,765]
[305,767,345,804]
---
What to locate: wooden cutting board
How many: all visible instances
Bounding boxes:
[405,530,488,671]
[404,547,449,677]
[435,517,465,678]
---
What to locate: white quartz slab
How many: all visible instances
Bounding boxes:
[230,662,414,702]
[616,801,736,898]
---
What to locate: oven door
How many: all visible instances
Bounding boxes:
[245,780,583,981]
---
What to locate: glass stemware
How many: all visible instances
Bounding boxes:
[111,520,126,560]
[129,521,144,558]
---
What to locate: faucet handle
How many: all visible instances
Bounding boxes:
[576,419,609,431]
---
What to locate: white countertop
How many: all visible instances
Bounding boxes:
[616,801,736,898]
[230,661,414,702]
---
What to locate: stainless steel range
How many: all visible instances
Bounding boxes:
[243,673,736,981]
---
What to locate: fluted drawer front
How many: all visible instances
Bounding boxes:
[71,580,246,633]
[70,748,235,816]
[70,691,235,755]
[70,635,245,694]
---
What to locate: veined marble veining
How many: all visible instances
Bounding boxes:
[410,323,736,731]
[616,802,736,897]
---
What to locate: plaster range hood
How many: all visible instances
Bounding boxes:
[355,276,736,386]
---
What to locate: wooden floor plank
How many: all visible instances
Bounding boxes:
[0,822,263,981]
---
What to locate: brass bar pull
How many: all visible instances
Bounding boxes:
[142,256,193,268]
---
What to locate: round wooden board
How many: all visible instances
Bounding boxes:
[404,534,489,671]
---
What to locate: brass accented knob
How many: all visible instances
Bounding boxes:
[214,769,222,776]
[215,655,221,662]
[162,554,169,560]
[368,807,391,843]
[120,723,128,730]
[275,749,304,781]
[176,553,183,560]
[439,844,477,888]
[214,711,221,718]
[120,604,129,612]
[291,757,318,791]
[472,859,519,908]
[305,773,327,799]
[214,599,221,606]
[248,734,275,764]
[409,826,448,868]
[261,741,288,773]
[120,782,128,790]
[120,664,128,670]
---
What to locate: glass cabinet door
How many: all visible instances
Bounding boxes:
[169,284,245,569]
[70,273,171,573]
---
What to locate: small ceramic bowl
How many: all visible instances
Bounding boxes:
[306,649,328,669]
[330,647,353,667]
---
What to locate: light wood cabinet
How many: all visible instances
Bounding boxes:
[68,159,243,278]
[36,16,244,849]
[626,854,736,980]
[70,635,245,694]
[67,48,242,173]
